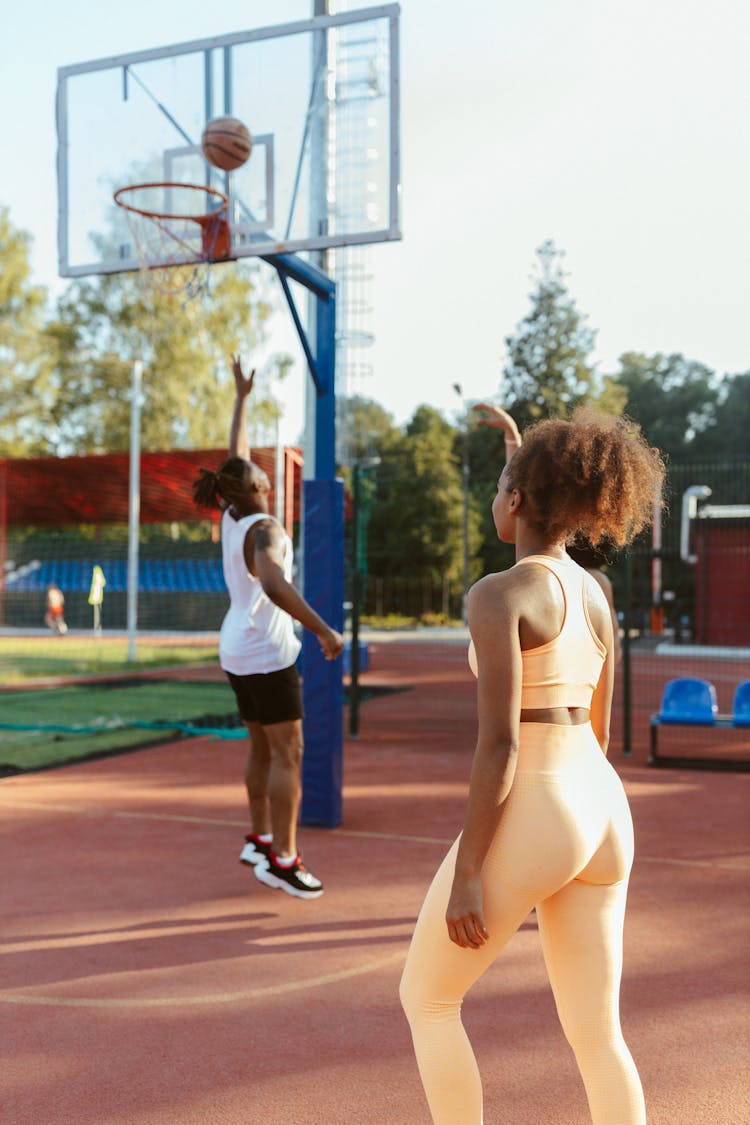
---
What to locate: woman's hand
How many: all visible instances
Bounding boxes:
[446,874,489,949]
[231,354,256,398]
[472,403,521,445]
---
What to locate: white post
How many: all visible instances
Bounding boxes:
[680,485,712,564]
[127,360,142,662]
[301,0,332,591]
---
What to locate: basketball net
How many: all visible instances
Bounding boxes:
[114,183,230,304]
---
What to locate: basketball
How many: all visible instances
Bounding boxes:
[201,116,253,172]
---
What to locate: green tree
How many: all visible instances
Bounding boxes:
[337,396,402,604]
[44,262,289,455]
[336,395,400,466]
[464,421,516,576]
[611,352,720,460]
[0,207,54,455]
[699,371,750,460]
[501,239,619,428]
[368,405,482,583]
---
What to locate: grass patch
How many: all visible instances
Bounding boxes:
[0,636,218,684]
[0,680,239,773]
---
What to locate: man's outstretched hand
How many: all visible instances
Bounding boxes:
[231,355,256,398]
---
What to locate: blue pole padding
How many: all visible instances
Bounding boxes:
[314,288,337,479]
[300,478,345,827]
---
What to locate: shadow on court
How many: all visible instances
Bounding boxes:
[1,636,748,1124]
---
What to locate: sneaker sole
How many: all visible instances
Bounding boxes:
[239,853,267,866]
[254,864,324,900]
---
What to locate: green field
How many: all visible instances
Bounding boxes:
[0,635,241,773]
[0,680,242,772]
[0,635,219,683]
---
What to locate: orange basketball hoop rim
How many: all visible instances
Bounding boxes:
[113,182,231,262]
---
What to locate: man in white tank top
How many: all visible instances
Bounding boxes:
[205,358,343,900]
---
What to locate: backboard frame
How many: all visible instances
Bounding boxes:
[56,3,401,278]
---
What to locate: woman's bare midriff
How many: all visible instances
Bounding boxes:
[520,706,590,726]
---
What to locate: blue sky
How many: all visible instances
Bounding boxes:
[1,0,748,445]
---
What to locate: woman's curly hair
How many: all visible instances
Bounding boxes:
[192,456,252,512]
[506,408,666,548]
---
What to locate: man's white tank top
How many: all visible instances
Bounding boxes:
[219,509,301,675]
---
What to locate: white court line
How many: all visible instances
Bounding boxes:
[0,950,406,1008]
[2,799,748,870]
[0,799,241,827]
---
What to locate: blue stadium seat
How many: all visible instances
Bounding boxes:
[658,678,718,725]
[733,680,750,728]
[10,556,225,595]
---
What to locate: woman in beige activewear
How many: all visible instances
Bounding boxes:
[400,408,665,1124]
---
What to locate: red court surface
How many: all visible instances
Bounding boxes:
[2,635,749,1124]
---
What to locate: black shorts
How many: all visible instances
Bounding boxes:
[225,664,303,726]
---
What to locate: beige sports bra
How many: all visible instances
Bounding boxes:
[468,554,607,709]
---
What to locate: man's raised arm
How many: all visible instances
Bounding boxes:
[228,355,255,460]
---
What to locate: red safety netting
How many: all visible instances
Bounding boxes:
[0,447,302,531]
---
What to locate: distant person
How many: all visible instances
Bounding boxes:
[400,408,665,1124]
[44,583,68,635]
[474,403,622,663]
[193,356,344,900]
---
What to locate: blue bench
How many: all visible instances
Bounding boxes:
[649,677,750,771]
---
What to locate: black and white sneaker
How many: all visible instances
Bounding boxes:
[254,853,324,900]
[239,834,272,866]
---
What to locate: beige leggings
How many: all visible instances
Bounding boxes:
[400,723,646,1125]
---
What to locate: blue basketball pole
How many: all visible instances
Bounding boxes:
[268,252,344,828]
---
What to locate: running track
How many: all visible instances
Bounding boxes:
[2,636,748,1123]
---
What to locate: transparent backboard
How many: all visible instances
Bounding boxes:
[56,4,401,277]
